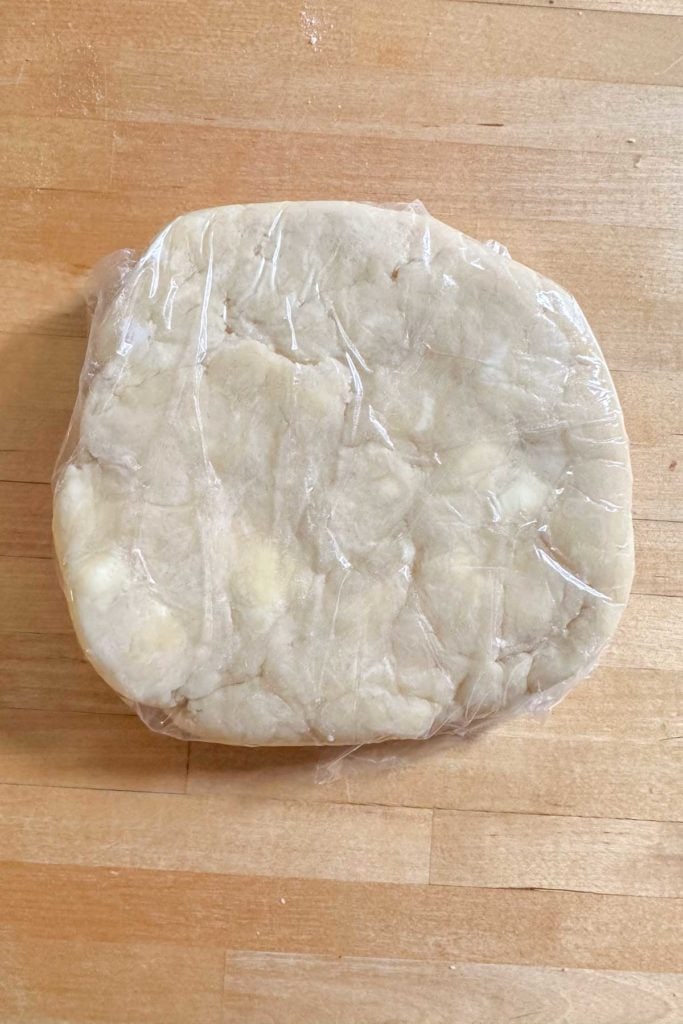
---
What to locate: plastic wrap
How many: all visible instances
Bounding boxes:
[52,201,634,751]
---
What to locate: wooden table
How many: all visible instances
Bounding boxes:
[1,1,681,1020]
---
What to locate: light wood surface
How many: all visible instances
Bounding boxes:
[1,1,681,1020]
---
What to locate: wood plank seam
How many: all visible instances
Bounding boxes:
[8,120,683,167]
[8,109,683,145]
[633,517,683,524]
[3,858,680,970]
[0,777,680,828]
[183,743,191,794]
[451,0,682,14]
[427,882,683,898]
[220,948,230,1021]
[0,704,135,718]
[0,779,190,797]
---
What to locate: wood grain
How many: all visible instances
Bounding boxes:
[633,519,683,597]
[0,936,226,1024]
[222,953,683,1024]
[7,941,678,1024]
[431,809,682,896]
[0,632,131,715]
[187,689,682,821]
[0,482,53,558]
[0,710,187,793]
[468,0,682,16]
[0,556,75,634]
[0,783,432,885]
[4,0,683,102]
[2,860,680,972]
[4,121,680,232]
[1,1,681,1020]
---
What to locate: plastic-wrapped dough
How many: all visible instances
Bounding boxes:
[53,201,634,747]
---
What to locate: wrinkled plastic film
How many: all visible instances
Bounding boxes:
[52,201,634,755]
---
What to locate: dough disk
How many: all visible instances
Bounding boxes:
[53,202,634,745]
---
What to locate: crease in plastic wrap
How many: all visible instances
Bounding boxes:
[52,200,634,773]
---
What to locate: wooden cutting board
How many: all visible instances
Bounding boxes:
[1,1,681,1020]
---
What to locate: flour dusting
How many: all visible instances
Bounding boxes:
[300,7,322,48]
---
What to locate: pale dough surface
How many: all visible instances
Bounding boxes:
[53,202,634,745]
